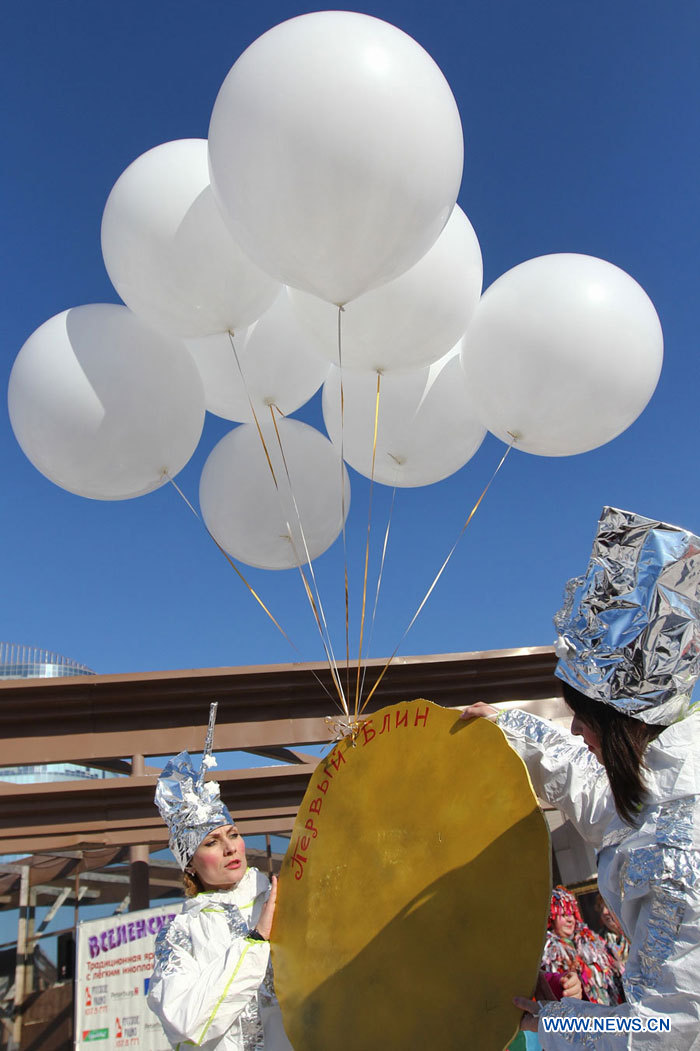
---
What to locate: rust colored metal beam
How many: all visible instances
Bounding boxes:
[0,647,559,767]
[0,765,314,856]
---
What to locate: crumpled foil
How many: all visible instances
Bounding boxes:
[154,702,234,868]
[554,506,700,724]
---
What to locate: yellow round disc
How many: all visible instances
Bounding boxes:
[272,700,550,1051]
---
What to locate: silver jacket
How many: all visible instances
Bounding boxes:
[498,708,700,1050]
[146,867,292,1051]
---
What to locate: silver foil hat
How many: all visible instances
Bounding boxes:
[554,506,700,724]
[154,702,234,869]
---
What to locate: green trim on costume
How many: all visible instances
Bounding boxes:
[195,944,253,1045]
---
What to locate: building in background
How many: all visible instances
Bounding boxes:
[0,642,108,787]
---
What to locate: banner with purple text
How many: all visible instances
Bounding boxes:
[75,903,181,1050]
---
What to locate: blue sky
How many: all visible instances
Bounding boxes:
[2,0,699,681]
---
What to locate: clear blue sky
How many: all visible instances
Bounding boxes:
[2,0,699,680]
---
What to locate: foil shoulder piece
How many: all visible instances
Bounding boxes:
[618,842,700,996]
[222,900,252,940]
[497,707,604,784]
[631,883,686,992]
[554,506,700,724]
[620,843,700,899]
[495,707,553,745]
[656,797,696,849]
[600,824,634,850]
[153,917,194,977]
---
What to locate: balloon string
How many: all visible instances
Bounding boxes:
[358,481,398,706]
[224,331,347,713]
[337,306,351,709]
[226,332,279,486]
[354,370,382,719]
[164,473,341,712]
[359,439,516,714]
[267,406,349,715]
[165,475,291,647]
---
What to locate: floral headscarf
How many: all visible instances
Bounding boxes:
[542,887,622,1005]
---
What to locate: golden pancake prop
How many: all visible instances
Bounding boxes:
[272,700,550,1051]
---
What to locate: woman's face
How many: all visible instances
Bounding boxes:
[553,913,576,939]
[570,713,602,762]
[190,824,247,891]
[599,902,622,936]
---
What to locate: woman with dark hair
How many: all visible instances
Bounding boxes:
[463,507,700,1050]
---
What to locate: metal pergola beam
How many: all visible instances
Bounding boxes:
[0,647,559,766]
[0,765,314,855]
[0,647,565,860]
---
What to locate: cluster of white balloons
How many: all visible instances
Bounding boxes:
[8,11,663,572]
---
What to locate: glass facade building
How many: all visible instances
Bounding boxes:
[0,642,110,786]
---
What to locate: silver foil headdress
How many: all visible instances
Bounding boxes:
[554,506,700,724]
[154,702,234,869]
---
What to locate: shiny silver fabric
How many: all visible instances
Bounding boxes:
[154,704,233,869]
[554,506,700,724]
[155,749,234,869]
[498,707,700,1050]
[146,869,290,1051]
[154,919,194,976]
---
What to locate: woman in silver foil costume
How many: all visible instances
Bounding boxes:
[464,507,700,1050]
[146,707,293,1051]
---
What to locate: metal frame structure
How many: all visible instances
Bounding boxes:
[0,645,566,1049]
[0,646,562,857]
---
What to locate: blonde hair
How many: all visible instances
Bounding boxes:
[183,869,204,897]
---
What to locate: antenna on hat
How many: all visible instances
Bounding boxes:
[198,701,219,785]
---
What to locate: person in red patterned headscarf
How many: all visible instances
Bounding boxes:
[542,886,622,1005]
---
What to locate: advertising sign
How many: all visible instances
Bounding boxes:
[75,903,181,1050]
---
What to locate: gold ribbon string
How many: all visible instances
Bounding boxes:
[165,473,292,646]
[337,305,351,708]
[354,370,382,719]
[224,331,347,713]
[358,480,398,707]
[359,439,516,714]
[226,331,279,487]
[165,473,341,711]
[267,405,348,715]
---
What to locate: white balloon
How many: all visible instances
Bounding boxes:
[460,254,663,456]
[199,419,350,570]
[289,207,483,372]
[186,290,329,422]
[208,11,464,305]
[8,304,205,500]
[101,139,279,337]
[322,348,486,487]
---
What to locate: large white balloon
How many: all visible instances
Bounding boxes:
[208,11,464,305]
[289,207,483,372]
[101,139,279,337]
[460,254,663,456]
[322,349,486,487]
[199,419,350,570]
[8,304,205,500]
[186,290,329,422]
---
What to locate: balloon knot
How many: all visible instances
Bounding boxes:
[325,714,365,746]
